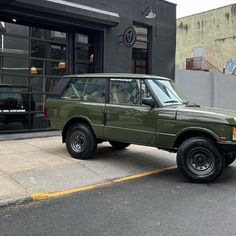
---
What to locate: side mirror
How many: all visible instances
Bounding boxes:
[142,98,155,108]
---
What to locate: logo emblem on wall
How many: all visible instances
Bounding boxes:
[120,26,137,48]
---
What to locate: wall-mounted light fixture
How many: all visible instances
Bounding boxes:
[30,66,38,74]
[58,60,66,69]
[141,6,156,19]
[12,18,17,23]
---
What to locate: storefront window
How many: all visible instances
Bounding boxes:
[0,22,67,131]
[0,20,101,133]
[30,26,67,96]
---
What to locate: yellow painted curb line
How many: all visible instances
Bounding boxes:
[31,166,176,201]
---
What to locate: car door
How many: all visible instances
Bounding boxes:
[104,78,157,146]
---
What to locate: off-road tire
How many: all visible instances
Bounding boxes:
[109,141,130,150]
[225,152,236,167]
[66,123,97,159]
[177,137,225,183]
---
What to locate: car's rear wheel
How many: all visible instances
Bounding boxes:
[66,123,97,159]
[177,137,225,183]
[225,152,236,167]
[109,141,130,150]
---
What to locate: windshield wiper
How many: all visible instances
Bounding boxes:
[164,100,180,104]
[184,102,201,107]
[184,101,201,107]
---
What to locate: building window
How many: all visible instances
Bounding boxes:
[132,25,148,74]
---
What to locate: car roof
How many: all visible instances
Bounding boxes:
[63,73,171,81]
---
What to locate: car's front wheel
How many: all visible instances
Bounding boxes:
[66,123,97,159]
[177,137,225,183]
[109,141,130,150]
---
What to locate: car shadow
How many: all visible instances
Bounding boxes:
[93,144,128,160]
[216,166,236,184]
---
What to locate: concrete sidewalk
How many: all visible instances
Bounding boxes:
[0,134,176,208]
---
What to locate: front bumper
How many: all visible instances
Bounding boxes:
[218,141,236,153]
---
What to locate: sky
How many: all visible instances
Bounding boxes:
[167,0,236,18]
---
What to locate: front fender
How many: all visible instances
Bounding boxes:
[176,127,220,143]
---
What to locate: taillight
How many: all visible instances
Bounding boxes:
[44,107,48,118]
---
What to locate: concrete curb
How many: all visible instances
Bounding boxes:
[0,195,32,209]
[0,166,177,209]
[0,131,61,141]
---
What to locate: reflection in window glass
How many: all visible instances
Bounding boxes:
[0,74,28,86]
[110,79,140,105]
[3,22,29,37]
[75,33,95,74]
[0,23,29,81]
[31,28,66,40]
[76,45,92,61]
[76,63,94,74]
[140,80,152,101]
[0,35,29,55]
[76,34,88,44]
[31,40,66,60]
[1,57,29,76]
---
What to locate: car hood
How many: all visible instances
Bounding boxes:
[176,106,236,125]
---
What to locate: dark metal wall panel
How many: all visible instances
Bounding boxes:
[1,0,176,79]
[12,0,120,26]
[154,0,176,79]
[67,0,176,79]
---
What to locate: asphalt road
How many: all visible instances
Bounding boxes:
[1,166,236,236]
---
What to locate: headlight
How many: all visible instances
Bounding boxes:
[232,127,236,141]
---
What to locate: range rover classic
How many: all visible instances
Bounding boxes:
[45,73,236,183]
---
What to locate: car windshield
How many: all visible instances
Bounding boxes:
[148,79,184,106]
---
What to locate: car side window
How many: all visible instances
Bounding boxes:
[140,80,152,99]
[61,78,106,103]
[110,79,140,105]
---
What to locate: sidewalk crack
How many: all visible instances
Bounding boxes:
[0,169,29,194]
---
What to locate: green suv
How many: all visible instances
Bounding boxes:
[45,73,236,183]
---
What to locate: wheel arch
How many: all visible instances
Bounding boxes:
[174,128,220,150]
[62,116,93,143]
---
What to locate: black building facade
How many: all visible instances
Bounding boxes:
[0,0,176,133]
